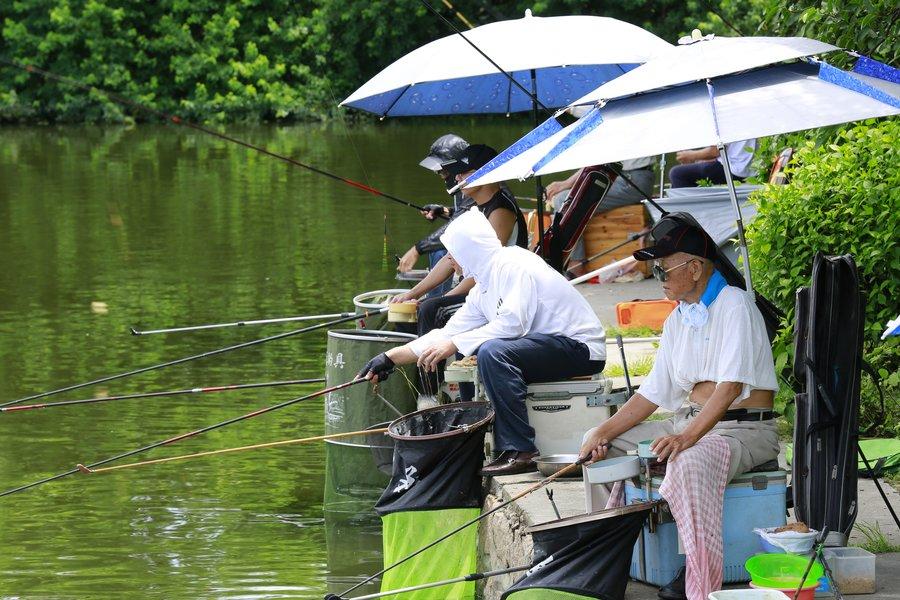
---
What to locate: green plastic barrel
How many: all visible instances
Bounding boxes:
[324,329,417,512]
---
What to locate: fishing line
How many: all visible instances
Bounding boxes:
[373,389,404,418]
[80,427,390,475]
[0,309,385,408]
[327,78,393,268]
[0,60,445,218]
[1,377,327,413]
[0,378,367,498]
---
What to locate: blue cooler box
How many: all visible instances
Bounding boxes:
[624,470,787,585]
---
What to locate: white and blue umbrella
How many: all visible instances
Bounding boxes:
[460,38,900,292]
[340,12,672,117]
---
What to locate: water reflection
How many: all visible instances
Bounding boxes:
[0,120,531,597]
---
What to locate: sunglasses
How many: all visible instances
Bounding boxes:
[652,259,693,282]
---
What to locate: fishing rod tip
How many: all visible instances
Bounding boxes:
[76,464,94,475]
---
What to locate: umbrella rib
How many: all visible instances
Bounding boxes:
[381,84,412,118]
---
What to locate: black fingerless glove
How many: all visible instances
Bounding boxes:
[422,204,448,219]
[358,352,395,381]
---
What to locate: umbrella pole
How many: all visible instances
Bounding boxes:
[531,69,547,260]
[658,154,667,198]
[717,144,754,296]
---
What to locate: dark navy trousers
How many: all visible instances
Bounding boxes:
[460,334,604,453]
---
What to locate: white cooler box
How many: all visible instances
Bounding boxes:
[526,378,628,455]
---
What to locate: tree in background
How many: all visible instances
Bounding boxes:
[1,0,772,123]
[745,0,899,436]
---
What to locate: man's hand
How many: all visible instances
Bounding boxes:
[650,432,699,463]
[417,340,458,372]
[357,352,395,383]
[676,150,696,164]
[544,180,570,201]
[397,246,419,273]
[579,430,611,464]
[390,291,419,304]
[421,204,449,221]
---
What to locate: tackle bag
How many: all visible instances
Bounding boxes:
[792,253,864,539]
[542,165,617,272]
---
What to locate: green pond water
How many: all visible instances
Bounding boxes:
[0,121,534,599]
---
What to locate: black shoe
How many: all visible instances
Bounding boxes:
[480,451,538,477]
[657,566,686,600]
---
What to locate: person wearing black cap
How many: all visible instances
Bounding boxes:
[396,134,473,297]
[393,144,527,303]
[578,214,779,600]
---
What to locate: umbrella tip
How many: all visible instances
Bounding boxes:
[524,8,532,17]
[692,28,702,41]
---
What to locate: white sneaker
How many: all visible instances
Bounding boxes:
[416,395,441,411]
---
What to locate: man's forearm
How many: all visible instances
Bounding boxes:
[446,277,475,296]
[596,393,658,441]
[680,382,742,442]
[407,257,454,298]
[385,346,419,366]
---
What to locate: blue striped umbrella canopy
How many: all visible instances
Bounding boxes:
[340,12,672,117]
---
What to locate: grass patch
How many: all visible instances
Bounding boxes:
[854,522,900,554]
[605,355,655,378]
[605,325,661,339]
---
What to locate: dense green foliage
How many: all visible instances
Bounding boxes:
[747,120,900,436]
[0,0,800,123]
[762,0,899,66]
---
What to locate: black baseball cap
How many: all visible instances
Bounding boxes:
[419,134,469,171]
[440,144,498,177]
[633,213,717,261]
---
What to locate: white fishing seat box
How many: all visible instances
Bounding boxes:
[620,470,788,585]
[526,377,628,455]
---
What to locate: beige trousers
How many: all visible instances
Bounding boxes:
[583,404,780,511]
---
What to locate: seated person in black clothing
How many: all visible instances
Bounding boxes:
[396,134,474,298]
[391,144,528,408]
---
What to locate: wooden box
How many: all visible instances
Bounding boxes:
[581,204,649,274]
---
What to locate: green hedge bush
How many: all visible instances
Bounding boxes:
[747,119,899,437]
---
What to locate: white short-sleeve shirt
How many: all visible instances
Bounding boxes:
[638,286,778,411]
[718,139,757,178]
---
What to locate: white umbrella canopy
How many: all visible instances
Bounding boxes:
[340,12,673,116]
[570,35,840,105]
[466,60,900,184]
[461,48,899,292]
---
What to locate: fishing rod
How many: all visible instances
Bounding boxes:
[439,0,475,29]
[131,311,357,336]
[327,564,532,600]
[419,0,667,241]
[1,377,326,413]
[334,457,587,599]
[0,60,445,219]
[565,228,650,271]
[0,378,366,499]
[80,427,388,474]
[0,308,384,408]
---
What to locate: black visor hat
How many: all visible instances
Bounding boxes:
[440,144,498,177]
[633,212,718,261]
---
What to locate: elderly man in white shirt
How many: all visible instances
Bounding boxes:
[359,208,606,476]
[579,215,779,600]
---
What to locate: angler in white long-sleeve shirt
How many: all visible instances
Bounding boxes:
[359,208,606,476]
